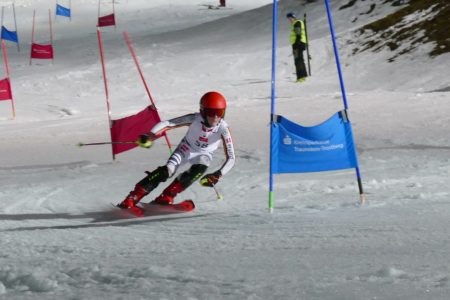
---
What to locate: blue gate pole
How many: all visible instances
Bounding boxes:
[269,0,278,211]
[324,0,349,110]
[324,0,365,203]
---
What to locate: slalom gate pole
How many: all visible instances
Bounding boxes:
[123,31,174,153]
[268,0,278,212]
[112,0,116,30]
[12,4,20,52]
[324,0,365,204]
[304,13,311,76]
[324,0,348,109]
[29,9,35,65]
[49,8,54,64]
[96,28,115,160]
[49,8,53,44]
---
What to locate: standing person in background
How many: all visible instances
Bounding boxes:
[287,12,308,83]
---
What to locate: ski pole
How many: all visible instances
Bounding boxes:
[304,13,312,76]
[77,141,137,147]
[211,183,224,200]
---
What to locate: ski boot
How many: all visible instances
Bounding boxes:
[117,184,148,209]
[117,166,169,209]
[152,180,184,205]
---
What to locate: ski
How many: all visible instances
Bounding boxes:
[113,200,195,217]
[112,203,145,217]
[145,200,196,212]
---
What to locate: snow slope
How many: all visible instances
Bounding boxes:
[1,0,450,299]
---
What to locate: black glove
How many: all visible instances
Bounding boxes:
[139,134,149,143]
[136,134,153,148]
[200,170,222,187]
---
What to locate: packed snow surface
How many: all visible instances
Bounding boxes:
[1,0,450,299]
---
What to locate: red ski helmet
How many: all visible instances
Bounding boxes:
[200,91,227,119]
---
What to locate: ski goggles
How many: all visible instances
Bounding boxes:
[203,108,225,118]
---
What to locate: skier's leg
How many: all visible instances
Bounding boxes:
[153,164,208,205]
[298,55,307,79]
[118,166,169,208]
[118,143,189,208]
[297,44,308,80]
[293,45,307,81]
[293,48,300,79]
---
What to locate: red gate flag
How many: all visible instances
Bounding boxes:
[29,9,54,64]
[97,14,115,27]
[1,39,16,117]
[110,105,163,155]
[123,31,173,152]
[0,78,12,100]
[30,43,54,59]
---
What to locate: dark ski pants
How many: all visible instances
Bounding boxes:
[293,44,308,80]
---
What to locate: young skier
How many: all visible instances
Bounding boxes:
[117,91,235,209]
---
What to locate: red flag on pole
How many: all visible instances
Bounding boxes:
[110,105,163,155]
[97,0,116,28]
[1,40,15,117]
[97,29,171,159]
[0,78,12,100]
[30,43,53,59]
[29,9,54,64]
[97,13,115,27]
[123,31,173,152]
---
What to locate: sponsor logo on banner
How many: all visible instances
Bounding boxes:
[283,135,292,145]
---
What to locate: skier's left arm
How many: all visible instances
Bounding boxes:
[200,127,236,187]
[151,113,195,137]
